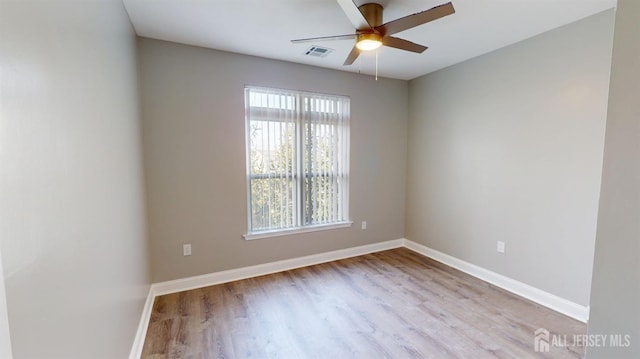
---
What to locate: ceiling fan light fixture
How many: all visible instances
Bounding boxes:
[356,33,382,51]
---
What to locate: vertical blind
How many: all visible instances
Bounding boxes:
[245,86,350,233]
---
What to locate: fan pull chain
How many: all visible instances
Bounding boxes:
[375,49,378,81]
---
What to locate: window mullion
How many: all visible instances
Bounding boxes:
[306,100,314,226]
[295,93,304,228]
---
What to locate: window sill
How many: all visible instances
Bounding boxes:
[243,221,353,241]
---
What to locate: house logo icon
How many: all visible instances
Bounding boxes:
[534,328,550,352]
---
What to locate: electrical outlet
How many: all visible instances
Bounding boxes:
[497,241,505,253]
[183,244,192,256]
[361,221,367,230]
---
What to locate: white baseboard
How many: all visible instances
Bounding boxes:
[130,237,589,357]
[152,239,404,296]
[403,239,590,323]
[129,285,157,359]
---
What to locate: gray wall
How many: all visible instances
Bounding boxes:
[0,251,10,357]
[587,1,640,357]
[138,38,408,282]
[405,11,614,306]
[0,0,150,357]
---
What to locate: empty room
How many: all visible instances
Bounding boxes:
[0,0,638,358]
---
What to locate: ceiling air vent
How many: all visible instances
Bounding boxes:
[304,46,333,58]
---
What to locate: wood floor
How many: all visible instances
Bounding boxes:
[141,248,586,358]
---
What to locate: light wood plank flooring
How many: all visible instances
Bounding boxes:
[141,248,585,358]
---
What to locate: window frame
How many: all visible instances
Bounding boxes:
[243,86,352,240]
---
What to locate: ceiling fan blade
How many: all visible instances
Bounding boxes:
[336,0,373,30]
[291,34,357,44]
[375,2,455,36]
[382,36,428,53]
[343,45,360,65]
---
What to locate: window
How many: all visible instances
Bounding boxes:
[244,86,350,238]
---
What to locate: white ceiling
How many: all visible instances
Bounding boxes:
[122,0,616,80]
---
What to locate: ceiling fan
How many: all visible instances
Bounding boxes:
[291,0,456,66]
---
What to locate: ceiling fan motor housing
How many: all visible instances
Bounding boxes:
[358,3,383,29]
